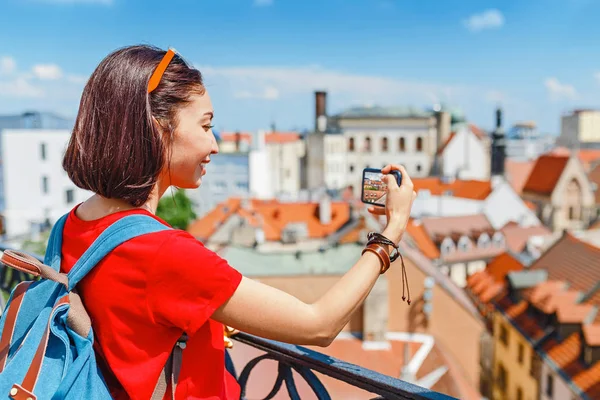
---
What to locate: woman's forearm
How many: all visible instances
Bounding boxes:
[311,222,403,344]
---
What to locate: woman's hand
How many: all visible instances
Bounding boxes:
[367,164,416,244]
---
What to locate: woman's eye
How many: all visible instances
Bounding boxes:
[203,125,214,130]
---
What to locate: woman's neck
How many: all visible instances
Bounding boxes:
[77,181,168,221]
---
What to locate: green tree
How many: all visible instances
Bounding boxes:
[156,189,197,230]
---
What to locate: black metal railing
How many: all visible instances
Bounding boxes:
[0,246,456,400]
[227,332,456,400]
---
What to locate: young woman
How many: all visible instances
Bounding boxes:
[60,45,416,400]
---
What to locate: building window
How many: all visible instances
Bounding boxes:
[41,176,49,194]
[364,137,371,152]
[381,137,388,152]
[214,181,226,192]
[497,363,508,393]
[546,374,554,397]
[492,232,505,248]
[349,164,354,173]
[585,346,593,365]
[65,189,74,205]
[416,164,422,173]
[441,238,455,255]
[500,324,508,346]
[458,236,471,252]
[40,143,47,161]
[569,206,576,220]
[518,343,524,364]
[477,233,491,248]
[516,387,523,400]
[416,137,423,152]
[348,137,355,152]
[399,137,405,152]
[236,182,248,191]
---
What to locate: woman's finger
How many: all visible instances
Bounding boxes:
[367,206,386,215]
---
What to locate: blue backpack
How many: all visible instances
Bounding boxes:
[0,213,187,400]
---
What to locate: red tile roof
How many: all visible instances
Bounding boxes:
[405,219,440,259]
[187,197,350,241]
[528,232,600,314]
[500,224,551,253]
[522,155,570,195]
[412,178,492,200]
[220,131,300,145]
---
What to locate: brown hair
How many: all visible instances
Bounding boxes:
[63,45,204,207]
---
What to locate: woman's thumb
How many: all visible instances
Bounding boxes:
[384,174,399,189]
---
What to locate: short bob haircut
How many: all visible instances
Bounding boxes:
[63,45,205,207]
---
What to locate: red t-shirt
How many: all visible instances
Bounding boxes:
[60,205,242,400]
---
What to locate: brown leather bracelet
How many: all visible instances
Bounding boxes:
[361,243,391,274]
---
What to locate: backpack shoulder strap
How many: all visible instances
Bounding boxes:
[66,214,170,291]
[44,213,69,272]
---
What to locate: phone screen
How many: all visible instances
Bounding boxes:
[361,169,389,207]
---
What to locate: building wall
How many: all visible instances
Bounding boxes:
[505,136,556,162]
[323,135,347,190]
[187,153,250,217]
[411,191,482,218]
[539,363,575,400]
[442,128,490,180]
[492,312,538,400]
[560,110,600,148]
[550,157,596,231]
[305,132,326,190]
[1,129,91,238]
[267,140,305,196]
[482,181,541,229]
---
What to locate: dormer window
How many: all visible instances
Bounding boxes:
[492,232,505,248]
[477,233,491,249]
[458,236,471,252]
[441,237,456,255]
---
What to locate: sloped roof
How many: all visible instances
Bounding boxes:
[500,223,551,253]
[412,178,492,200]
[522,155,570,195]
[504,159,535,194]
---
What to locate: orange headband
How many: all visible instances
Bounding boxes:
[147,48,176,93]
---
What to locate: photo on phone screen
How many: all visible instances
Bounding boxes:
[361,169,389,207]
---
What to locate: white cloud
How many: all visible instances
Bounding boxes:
[254,0,273,6]
[463,9,505,32]
[200,64,469,106]
[234,86,280,100]
[544,77,577,101]
[0,77,44,98]
[32,64,63,80]
[0,57,16,75]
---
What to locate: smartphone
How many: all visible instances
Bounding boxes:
[361,168,402,207]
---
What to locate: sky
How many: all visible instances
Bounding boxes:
[1,0,600,135]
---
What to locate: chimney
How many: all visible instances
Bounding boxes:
[315,91,327,132]
[318,195,331,225]
[435,111,451,152]
[235,131,241,152]
[491,107,506,176]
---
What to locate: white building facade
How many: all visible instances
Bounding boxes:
[437,125,490,180]
[0,129,91,239]
[305,107,452,192]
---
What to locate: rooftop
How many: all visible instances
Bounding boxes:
[522,154,570,195]
[412,178,492,200]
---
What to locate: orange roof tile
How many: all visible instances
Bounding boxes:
[578,149,600,165]
[412,178,492,200]
[485,252,525,282]
[220,131,300,145]
[542,333,600,399]
[522,155,569,195]
[556,303,597,324]
[469,124,487,140]
[528,232,600,311]
[187,197,351,242]
[405,219,440,259]
[187,198,242,240]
